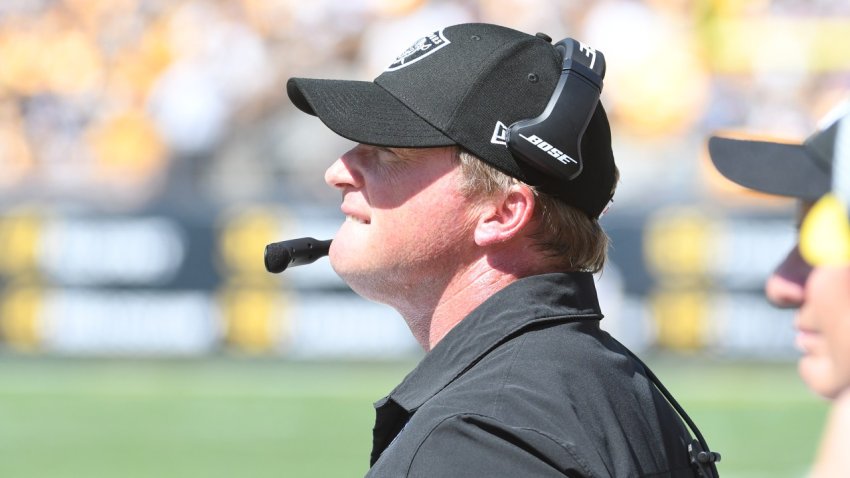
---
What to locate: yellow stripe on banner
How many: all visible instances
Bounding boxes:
[0,287,43,352]
[644,207,716,282]
[705,17,850,73]
[217,207,284,281]
[218,287,285,354]
[651,289,708,352]
[0,211,42,277]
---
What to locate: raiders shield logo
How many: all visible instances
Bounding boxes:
[386,29,450,72]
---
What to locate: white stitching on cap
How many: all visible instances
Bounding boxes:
[385,29,451,72]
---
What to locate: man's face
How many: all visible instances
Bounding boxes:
[766,202,850,399]
[323,144,478,302]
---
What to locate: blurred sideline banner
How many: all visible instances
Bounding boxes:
[0,204,798,359]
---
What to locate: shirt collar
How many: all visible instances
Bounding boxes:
[385,271,602,413]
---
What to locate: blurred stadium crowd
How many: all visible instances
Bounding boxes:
[0,0,849,358]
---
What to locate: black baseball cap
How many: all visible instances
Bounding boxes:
[286,23,616,219]
[708,104,850,200]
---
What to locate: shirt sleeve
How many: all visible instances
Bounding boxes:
[405,413,599,477]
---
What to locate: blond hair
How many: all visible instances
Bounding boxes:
[455,149,614,273]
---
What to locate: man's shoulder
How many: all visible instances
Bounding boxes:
[366,410,604,478]
[371,389,695,478]
[426,322,696,476]
[456,317,635,393]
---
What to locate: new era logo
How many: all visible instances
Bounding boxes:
[491,121,509,146]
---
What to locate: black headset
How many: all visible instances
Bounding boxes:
[506,37,605,183]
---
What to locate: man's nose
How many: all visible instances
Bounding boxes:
[765,245,811,309]
[324,158,346,189]
[324,153,361,190]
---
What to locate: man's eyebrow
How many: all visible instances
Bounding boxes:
[374,146,401,156]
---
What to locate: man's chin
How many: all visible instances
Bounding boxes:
[330,260,405,304]
[328,237,359,272]
[799,356,842,399]
[329,257,375,293]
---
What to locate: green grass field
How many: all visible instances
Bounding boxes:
[0,355,828,478]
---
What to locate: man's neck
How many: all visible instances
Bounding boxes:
[394,258,533,351]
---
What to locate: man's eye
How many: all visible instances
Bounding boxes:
[376,148,406,165]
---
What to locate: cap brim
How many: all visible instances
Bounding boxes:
[287,78,455,148]
[708,136,830,201]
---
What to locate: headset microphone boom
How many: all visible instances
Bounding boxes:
[264,237,332,273]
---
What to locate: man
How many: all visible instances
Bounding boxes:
[287,23,711,477]
[708,102,850,476]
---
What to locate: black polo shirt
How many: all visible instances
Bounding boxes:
[365,272,697,477]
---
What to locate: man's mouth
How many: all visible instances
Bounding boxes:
[794,328,821,354]
[346,215,370,225]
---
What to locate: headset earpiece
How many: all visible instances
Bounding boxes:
[507,38,606,182]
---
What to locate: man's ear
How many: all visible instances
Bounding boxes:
[473,185,536,247]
